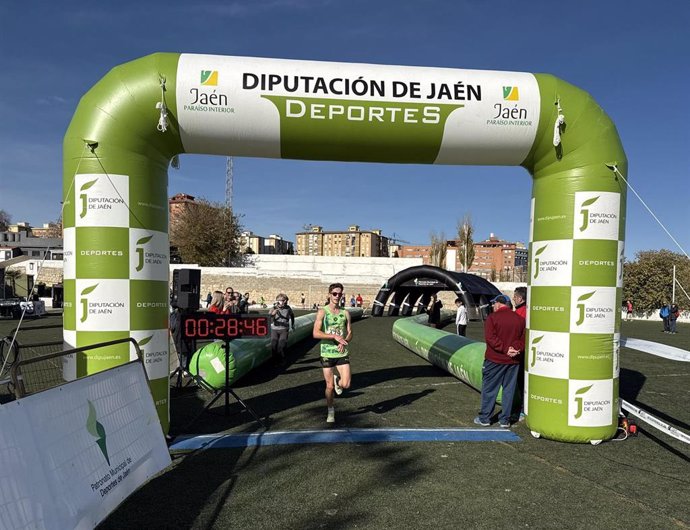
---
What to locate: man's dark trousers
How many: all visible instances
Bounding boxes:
[477,360,519,424]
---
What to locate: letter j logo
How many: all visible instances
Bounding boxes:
[136,235,153,272]
[79,179,98,219]
[574,384,593,419]
[530,335,544,368]
[575,291,596,326]
[80,283,98,323]
[578,196,599,232]
[533,245,547,279]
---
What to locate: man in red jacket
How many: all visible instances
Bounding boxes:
[474,294,525,428]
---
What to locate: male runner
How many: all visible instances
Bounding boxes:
[313,283,353,424]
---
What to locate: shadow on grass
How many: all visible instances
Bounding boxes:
[619,367,646,402]
[352,388,435,415]
[640,429,690,464]
[170,363,449,436]
[626,398,690,432]
[101,435,429,529]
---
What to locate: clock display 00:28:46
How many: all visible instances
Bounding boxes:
[181,314,270,339]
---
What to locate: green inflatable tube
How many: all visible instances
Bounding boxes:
[188,309,363,389]
[392,315,498,402]
[63,53,625,442]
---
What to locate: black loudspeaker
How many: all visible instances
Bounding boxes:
[171,268,201,310]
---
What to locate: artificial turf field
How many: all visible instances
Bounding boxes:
[2,313,689,529]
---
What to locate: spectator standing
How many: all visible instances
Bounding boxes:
[512,286,528,422]
[474,294,525,428]
[626,300,633,321]
[356,294,363,307]
[239,292,250,314]
[205,292,212,308]
[222,288,239,314]
[660,302,671,332]
[513,287,527,320]
[339,293,346,308]
[350,294,356,307]
[313,283,353,424]
[669,303,679,334]
[208,291,224,314]
[428,294,442,328]
[269,293,295,365]
[455,298,467,336]
[301,293,306,309]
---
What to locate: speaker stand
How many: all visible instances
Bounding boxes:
[183,339,266,431]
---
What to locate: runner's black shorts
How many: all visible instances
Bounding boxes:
[320,356,350,368]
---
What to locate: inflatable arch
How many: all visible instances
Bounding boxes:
[63,53,626,442]
[371,265,501,319]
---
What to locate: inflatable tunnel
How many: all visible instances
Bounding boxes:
[372,265,502,319]
[63,53,626,442]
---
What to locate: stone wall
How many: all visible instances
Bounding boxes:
[173,255,423,309]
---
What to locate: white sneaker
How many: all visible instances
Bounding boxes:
[334,374,343,395]
[326,408,335,423]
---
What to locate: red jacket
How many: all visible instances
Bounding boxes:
[484,306,525,365]
[515,303,527,320]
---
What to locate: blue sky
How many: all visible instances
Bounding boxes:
[0,0,688,257]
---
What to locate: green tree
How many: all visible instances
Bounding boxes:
[429,231,446,268]
[170,199,244,266]
[456,214,475,272]
[623,250,690,312]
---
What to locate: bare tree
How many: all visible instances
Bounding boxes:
[429,231,447,268]
[0,210,11,232]
[42,215,63,238]
[456,214,475,272]
[5,269,23,298]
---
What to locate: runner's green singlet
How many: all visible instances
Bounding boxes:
[320,305,349,358]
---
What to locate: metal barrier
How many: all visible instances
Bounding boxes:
[9,338,143,399]
[1,325,64,402]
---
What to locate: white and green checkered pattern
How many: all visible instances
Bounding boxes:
[526,190,623,441]
[63,173,170,430]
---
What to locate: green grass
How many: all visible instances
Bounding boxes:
[2,314,689,529]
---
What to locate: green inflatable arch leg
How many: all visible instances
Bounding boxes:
[63,53,626,442]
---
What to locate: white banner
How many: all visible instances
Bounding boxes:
[621,337,690,362]
[0,362,171,530]
[176,54,540,165]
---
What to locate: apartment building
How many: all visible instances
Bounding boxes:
[241,231,294,255]
[296,225,389,257]
[397,233,527,280]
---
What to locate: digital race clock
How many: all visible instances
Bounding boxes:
[181,313,270,340]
